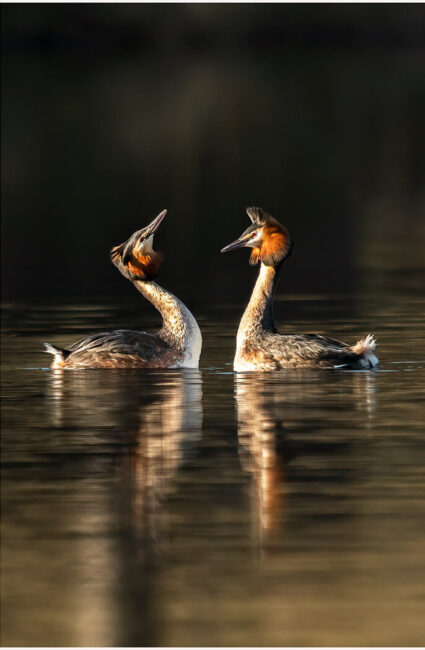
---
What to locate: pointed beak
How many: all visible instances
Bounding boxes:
[144,209,167,238]
[133,209,167,251]
[221,234,251,253]
[118,210,167,263]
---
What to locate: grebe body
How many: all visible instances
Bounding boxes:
[44,210,202,369]
[222,207,378,371]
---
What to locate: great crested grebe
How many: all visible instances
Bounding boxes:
[44,210,202,369]
[221,207,378,371]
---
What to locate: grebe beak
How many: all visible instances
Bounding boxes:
[144,209,167,238]
[133,209,167,251]
[221,233,253,253]
[114,209,168,265]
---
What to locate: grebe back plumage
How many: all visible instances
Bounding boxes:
[44,210,202,369]
[221,207,378,371]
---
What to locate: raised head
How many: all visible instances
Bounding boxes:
[221,207,293,267]
[110,209,166,281]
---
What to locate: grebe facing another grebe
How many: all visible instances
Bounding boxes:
[44,210,202,369]
[221,207,378,371]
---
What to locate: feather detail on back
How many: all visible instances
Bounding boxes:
[43,331,183,369]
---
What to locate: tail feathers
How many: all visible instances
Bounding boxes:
[351,334,377,355]
[43,342,70,361]
[350,334,378,368]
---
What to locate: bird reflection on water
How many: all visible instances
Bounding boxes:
[47,368,203,544]
[235,370,377,547]
[47,366,376,551]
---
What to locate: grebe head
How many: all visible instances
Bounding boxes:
[221,207,293,266]
[110,209,166,281]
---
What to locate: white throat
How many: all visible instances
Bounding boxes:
[170,295,203,368]
[234,263,277,371]
[237,263,274,346]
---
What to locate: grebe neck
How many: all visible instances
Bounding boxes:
[134,280,202,366]
[237,262,282,343]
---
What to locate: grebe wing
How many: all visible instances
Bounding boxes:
[298,334,359,367]
[67,329,170,360]
[271,333,360,368]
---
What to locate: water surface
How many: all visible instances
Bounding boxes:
[1,295,425,646]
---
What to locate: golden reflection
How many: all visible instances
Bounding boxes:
[235,370,377,545]
[47,369,203,541]
[352,370,377,428]
[42,369,203,644]
[235,374,287,544]
[48,368,66,427]
[122,370,203,542]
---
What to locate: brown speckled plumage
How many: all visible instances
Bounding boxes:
[47,330,182,369]
[240,332,373,370]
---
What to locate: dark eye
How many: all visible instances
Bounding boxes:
[251,232,257,237]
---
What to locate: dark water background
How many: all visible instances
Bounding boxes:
[2,4,425,647]
[2,4,425,304]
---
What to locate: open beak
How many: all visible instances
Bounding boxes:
[221,234,252,253]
